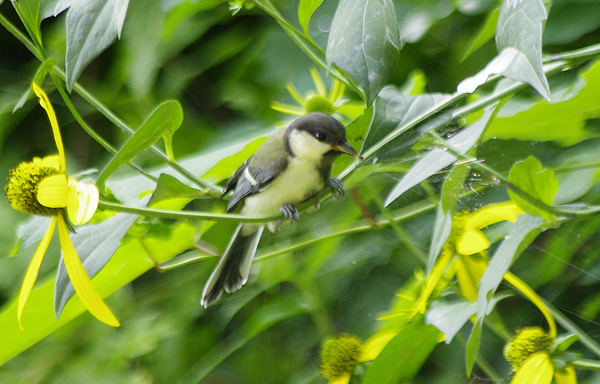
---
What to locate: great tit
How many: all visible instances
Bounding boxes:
[201,112,360,307]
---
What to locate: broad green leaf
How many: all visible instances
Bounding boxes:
[11,216,52,257]
[147,174,209,208]
[49,0,129,91]
[201,137,266,184]
[362,85,451,159]
[508,156,559,222]
[13,0,42,45]
[465,318,483,377]
[0,221,196,365]
[96,100,183,189]
[461,7,499,62]
[483,59,600,146]
[326,0,401,105]
[476,214,543,320]
[362,319,440,384]
[384,103,497,206]
[298,0,324,35]
[440,153,473,213]
[458,0,550,100]
[553,138,600,204]
[54,198,148,318]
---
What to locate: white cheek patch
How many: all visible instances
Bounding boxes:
[288,129,332,160]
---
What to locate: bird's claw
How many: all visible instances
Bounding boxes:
[329,178,345,199]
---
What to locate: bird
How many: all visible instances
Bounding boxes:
[201,112,361,307]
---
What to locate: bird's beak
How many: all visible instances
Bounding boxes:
[332,141,362,160]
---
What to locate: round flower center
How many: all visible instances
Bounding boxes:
[5,160,63,216]
[503,326,553,371]
[305,94,335,115]
[321,334,362,380]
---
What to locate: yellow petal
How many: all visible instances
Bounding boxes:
[456,254,488,301]
[17,217,57,330]
[67,179,99,225]
[360,331,397,362]
[413,247,454,315]
[270,101,305,116]
[57,215,120,327]
[554,365,577,384]
[456,229,490,255]
[32,83,66,170]
[310,67,328,97]
[465,201,524,230]
[37,174,69,208]
[40,155,61,170]
[510,352,554,384]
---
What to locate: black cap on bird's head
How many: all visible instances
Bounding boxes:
[286,112,362,160]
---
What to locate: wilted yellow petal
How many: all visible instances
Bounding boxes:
[67,179,99,225]
[37,174,69,208]
[456,229,490,255]
[465,201,524,231]
[456,254,488,301]
[554,365,577,384]
[57,215,120,327]
[510,352,554,384]
[40,155,61,170]
[360,331,397,362]
[17,217,57,330]
[32,83,66,170]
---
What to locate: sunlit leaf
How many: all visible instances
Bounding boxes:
[298,0,324,35]
[201,137,266,184]
[147,174,209,208]
[326,0,401,105]
[483,59,600,146]
[461,7,499,62]
[508,156,559,222]
[96,100,183,188]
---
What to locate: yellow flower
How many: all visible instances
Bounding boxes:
[413,201,525,314]
[271,68,364,122]
[5,83,119,329]
[504,327,577,384]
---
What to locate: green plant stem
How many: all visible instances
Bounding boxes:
[548,303,600,359]
[0,11,222,196]
[571,358,600,371]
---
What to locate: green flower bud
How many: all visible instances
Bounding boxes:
[321,334,362,380]
[5,160,63,216]
[504,327,553,371]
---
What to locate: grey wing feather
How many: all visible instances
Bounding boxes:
[226,160,288,212]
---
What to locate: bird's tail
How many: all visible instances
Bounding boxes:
[201,224,264,307]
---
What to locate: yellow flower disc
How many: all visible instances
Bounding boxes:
[504,327,553,371]
[6,159,64,216]
[321,334,362,381]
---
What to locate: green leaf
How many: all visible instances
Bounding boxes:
[460,7,499,62]
[54,198,147,319]
[384,103,497,206]
[427,204,452,274]
[363,319,440,384]
[476,214,543,319]
[483,59,600,146]
[326,0,401,105]
[298,0,324,35]
[96,100,183,189]
[147,174,209,208]
[201,137,266,184]
[508,156,559,221]
[465,318,483,377]
[458,0,550,100]
[51,0,129,91]
[11,216,53,257]
[362,85,451,159]
[13,0,42,45]
[13,58,55,113]
[0,221,196,365]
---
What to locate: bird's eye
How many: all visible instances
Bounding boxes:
[315,133,327,142]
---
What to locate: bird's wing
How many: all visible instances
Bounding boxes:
[226,157,288,212]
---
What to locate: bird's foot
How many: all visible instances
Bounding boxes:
[270,204,300,232]
[329,178,345,199]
